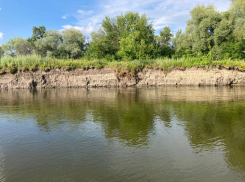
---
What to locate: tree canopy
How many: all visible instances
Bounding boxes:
[2,37,33,57]
[0,46,4,59]
[173,1,245,59]
[1,1,245,60]
[86,12,155,60]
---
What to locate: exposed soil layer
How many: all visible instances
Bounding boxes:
[1,66,245,89]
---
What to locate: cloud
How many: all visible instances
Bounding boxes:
[62,0,231,35]
[0,32,4,40]
[62,15,67,19]
[61,23,95,36]
[0,8,1,11]
[77,10,94,15]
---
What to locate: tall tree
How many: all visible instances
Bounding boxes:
[28,26,46,55]
[86,12,155,60]
[29,26,46,42]
[172,4,245,59]
[230,0,245,38]
[34,30,63,57]
[59,29,85,59]
[155,26,173,57]
[117,12,155,60]
[85,16,120,59]
[0,46,4,58]
[34,29,85,58]
[185,5,222,54]
[2,37,33,57]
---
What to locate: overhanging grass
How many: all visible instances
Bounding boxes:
[1,55,245,74]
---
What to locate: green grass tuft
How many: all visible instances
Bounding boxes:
[1,55,245,74]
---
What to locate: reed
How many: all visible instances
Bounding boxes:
[1,54,245,74]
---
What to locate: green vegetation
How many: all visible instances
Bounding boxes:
[0,0,245,73]
[1,54,245,74]
[86,12,155,60]
[0,46,4,59]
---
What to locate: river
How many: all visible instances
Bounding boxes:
[0,87,245,182]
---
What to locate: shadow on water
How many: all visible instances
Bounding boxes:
[1,86,245,181]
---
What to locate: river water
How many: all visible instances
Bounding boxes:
[0,87,245,182]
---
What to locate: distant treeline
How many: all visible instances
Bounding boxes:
[0,0,244,60]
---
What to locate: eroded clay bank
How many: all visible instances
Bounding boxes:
[1,67,245,89]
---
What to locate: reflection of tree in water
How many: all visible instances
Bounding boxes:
[0,145,6,182]
[0,89,89,132]
[170,101,245,178]
[155,103,173,128]
[0,89,156,147]
[92,91,156,147]
[2,88,245,175]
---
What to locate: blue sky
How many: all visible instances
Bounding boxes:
[0,0,231,45]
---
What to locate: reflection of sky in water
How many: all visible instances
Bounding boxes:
[149,117,234,180]
[0,145,5,182]
[0,87,245,181]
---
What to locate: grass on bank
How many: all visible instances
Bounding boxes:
[1,54,245,74]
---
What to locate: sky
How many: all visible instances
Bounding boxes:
[0,0,232,45]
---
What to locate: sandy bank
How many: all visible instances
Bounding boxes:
[1,67,245,89]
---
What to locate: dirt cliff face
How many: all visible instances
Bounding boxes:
[0,67,245,89]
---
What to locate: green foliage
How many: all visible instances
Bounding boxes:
[186,5,222,54]
[172,30,187,57]
[34,30,63,57]
[0,46,4,59]
[86,12,155,60]
[2,37,33,57]
[85,17,120,59]
[116,12,155,60]
[172,3,245,60]
[213,36,245,59]
[1,1,245,61]
[230,0,245,38]
[29,25,46,42]
[1,55,245,74]
[28,26,46,55]
[155,26,174,58]
[33,29,85,59]
[60,29,85,59]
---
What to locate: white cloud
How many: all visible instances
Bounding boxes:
[61,23,95,36]
[62,15,67,19]
[0,8,1,11]
[0,32,4,40]
[62,0,231,35]
[77,10,94,15]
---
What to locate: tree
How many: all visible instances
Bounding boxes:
[2,38,18,57]
[59,29,85,59]
[172,4,245,59]
[33,29,85,58]
[185,5,222,54]
[15,39,33,56]
[155,26,173,57]
[28,26,46,55]
[29,26,46,42]
[34,30,63,57]
[85,16,121,59]
[117,12,155,60]
[230,0,245,38]
[0,46,4,58]
[2,37,33,57]
[86,12,155,60]
[172,30,193,57]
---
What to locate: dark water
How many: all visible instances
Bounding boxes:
[0,87,245,182]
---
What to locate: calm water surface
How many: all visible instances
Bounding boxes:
[0,87,245,182]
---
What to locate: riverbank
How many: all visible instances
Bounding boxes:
[1,66,245,89]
